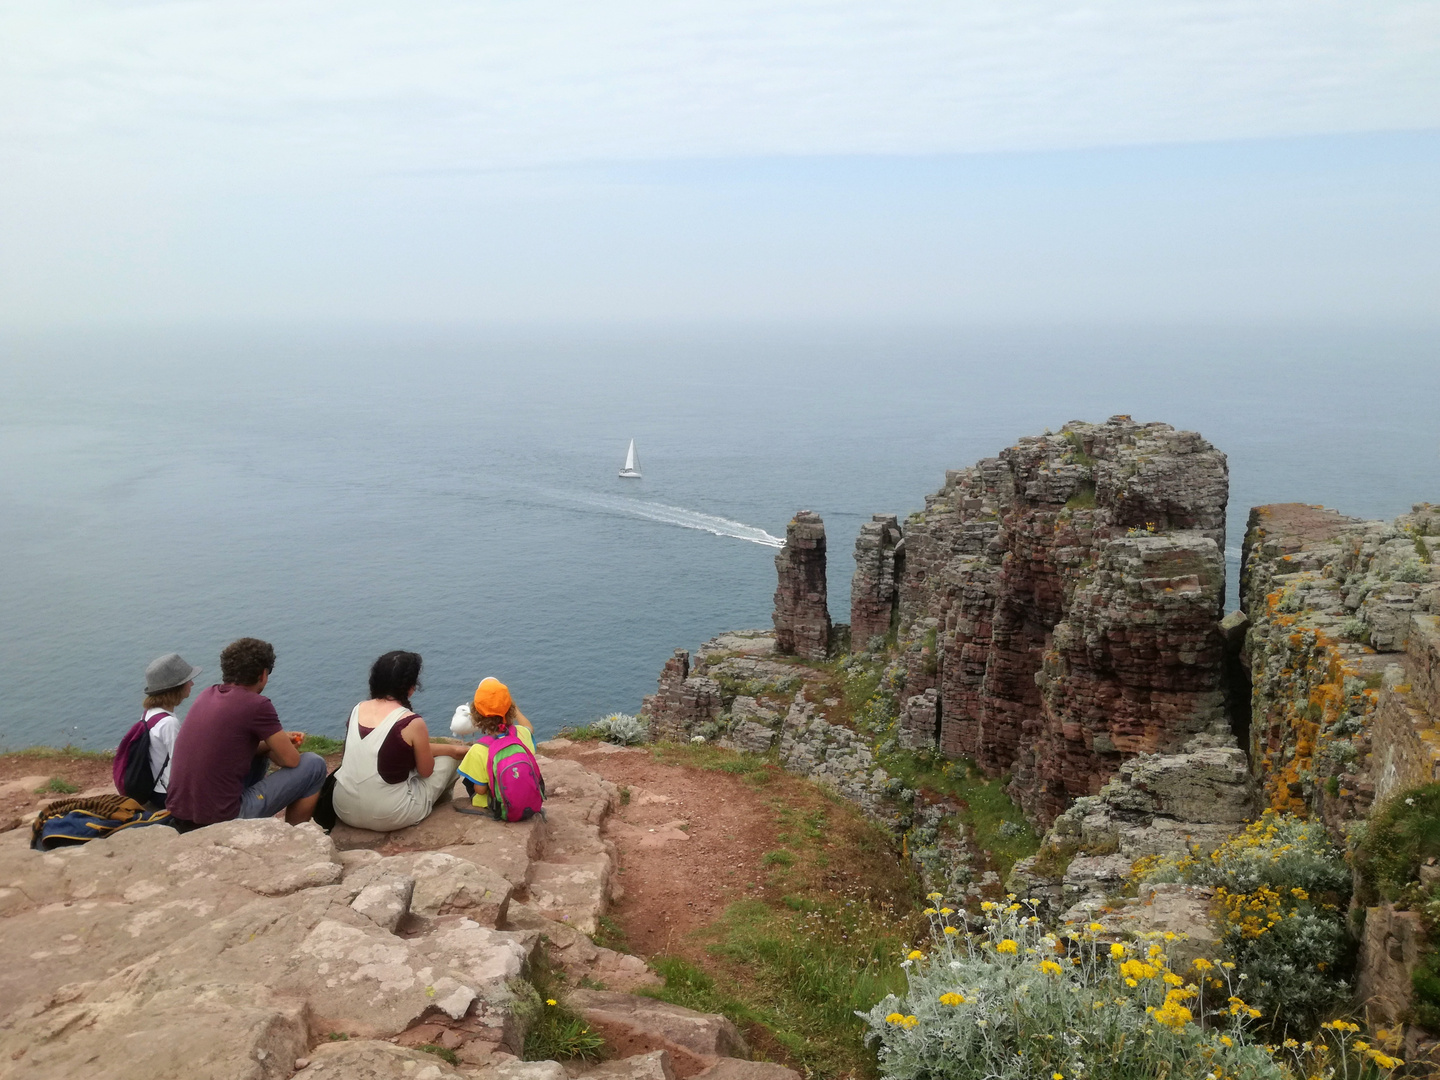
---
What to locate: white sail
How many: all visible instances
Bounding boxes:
[619,438,641,478]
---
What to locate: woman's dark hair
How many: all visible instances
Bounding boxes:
[369,651,422,708]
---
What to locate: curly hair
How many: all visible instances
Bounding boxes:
[468,702,517,736]
[220,637,276,687]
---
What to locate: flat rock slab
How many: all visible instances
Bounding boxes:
[3,982,309,1080]
[694,1061,802,1080]
[295,1039,469,1079]
[576,1050,676,1080]
[567,991,748,1079]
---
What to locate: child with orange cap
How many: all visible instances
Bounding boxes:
[452,678,539,815]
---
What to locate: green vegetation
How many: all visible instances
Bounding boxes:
[297,734,345,755]
[1065,480,1097,510]
[1352,785,1440,1030]
[35,776,79,795]
[636,748,923,1077]
[417,1044,459,1065]
[861,900,1396,1080]
[1061,430,1097,468]
[1416,534,1433,563]
[523,951,607,1061]
[878,749,1039,876]
[1134,812,1353,1036]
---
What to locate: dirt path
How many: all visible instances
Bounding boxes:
[542,740,786,958]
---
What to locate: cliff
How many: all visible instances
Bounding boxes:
[1238,502,1440,826]
[885,416,1230,823]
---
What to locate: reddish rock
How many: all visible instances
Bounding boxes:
[850,514,903,650]
[772,511,831,660]
[641,649,723,742]
[894,417,1230,824]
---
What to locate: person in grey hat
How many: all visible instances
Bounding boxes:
[140,653,202,808]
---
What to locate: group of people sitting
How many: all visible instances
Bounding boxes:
[133,636,539,833]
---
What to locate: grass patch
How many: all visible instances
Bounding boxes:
[297,734,345,755]
[523,950,607,1062]
[35,776,80,795]
[558,723,607,741]
[879,749,1039,875]
[417,1045,459,1065]
[592,914,629,953]
[761,850,795,868]
[6,744,112,761]
[1065,481,1097,510]
[651,741,771,777]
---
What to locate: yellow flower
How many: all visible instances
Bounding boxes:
[1163,972,1183,987]
[1354,1041,1369,1052]
[1110,943,1126,959]
[940,907,954,915]
[939,992,966,1006]
[1220,1036,1233,1048]
[1087,922,1105,933]
[923,908,938,916]
[1040,960,1063,976]
[900,1015,918,1029]
[926,891,943,900]
[1053,1073,1065,1080]
[996,939,1019,954]
[1193,958,1214,973]
[885,1012,905,1024]
[981,901,997,911]
[944,926,960,936]
[546,998,557,1006]
[907,950,924,961]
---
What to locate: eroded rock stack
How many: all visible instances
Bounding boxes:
[894,416,1230,823]
[850,513,904,651]
[640,648,722,742]
[772,510,832,660]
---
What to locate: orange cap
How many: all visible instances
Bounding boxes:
[473,677,512,718]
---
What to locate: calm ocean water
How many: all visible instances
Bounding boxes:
[1,324,1436,750]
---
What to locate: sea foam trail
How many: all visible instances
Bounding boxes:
[546,488,785,547]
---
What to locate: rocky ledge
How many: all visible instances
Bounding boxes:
[0,754,792,1080]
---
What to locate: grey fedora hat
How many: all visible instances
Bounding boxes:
[145,653,203,694]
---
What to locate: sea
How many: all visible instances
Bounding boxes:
[1,323,1436,750]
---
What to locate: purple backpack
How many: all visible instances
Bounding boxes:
[113,711,169,804]
[479,726,546,822]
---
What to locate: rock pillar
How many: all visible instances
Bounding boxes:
[850,514,903,651]
[641,649,723,742]
[773,511,832,660]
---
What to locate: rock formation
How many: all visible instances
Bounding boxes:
[892,416,1230,823]
[772,511,831,660]
[1238,502,1440,823]
[639,649,723,743]
[850,514,903,651]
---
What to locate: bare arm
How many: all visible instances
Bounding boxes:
[403,719,466,778]
[262,730,302,769]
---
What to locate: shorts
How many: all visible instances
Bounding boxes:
[238,752,327,819]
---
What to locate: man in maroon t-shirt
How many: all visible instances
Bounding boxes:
[166,637,326,829]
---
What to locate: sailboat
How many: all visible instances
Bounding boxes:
[618,438,642,479]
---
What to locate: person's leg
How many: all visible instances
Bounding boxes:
[238,753,327,824]
[418,756,460,809]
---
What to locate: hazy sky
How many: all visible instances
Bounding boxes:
[3,2,1438,325]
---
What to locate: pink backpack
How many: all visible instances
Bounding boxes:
[113,711,169,804]
[479,726,546,822]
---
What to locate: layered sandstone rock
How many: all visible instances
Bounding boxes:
[1238,502,1440,823]
[894,417,1230,823]
[850,514,903,651]
[0,755,660,1079]
[772,511,831,660]
[640,649,722,743]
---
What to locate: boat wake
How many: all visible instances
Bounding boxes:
[546,489,785,548]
